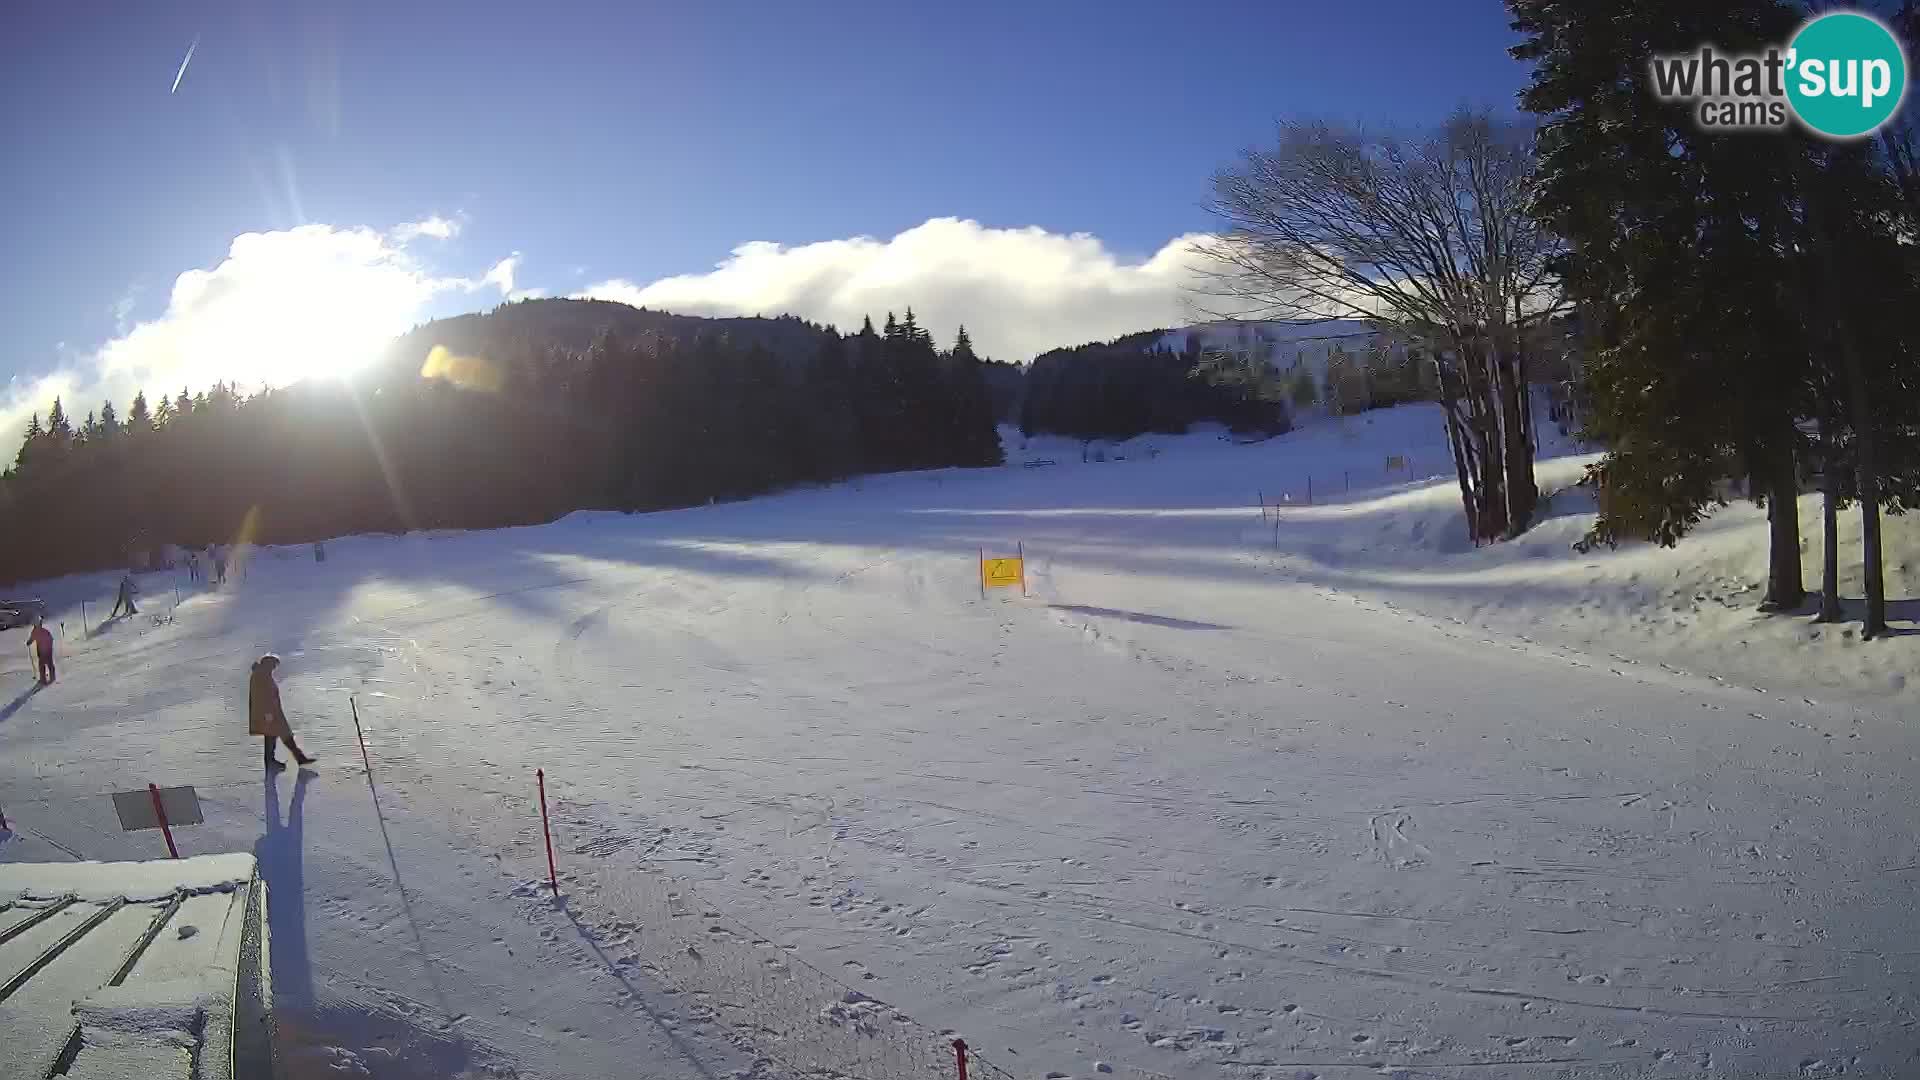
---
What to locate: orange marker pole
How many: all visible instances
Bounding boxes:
[537,768,559,895]
[149,783,179,859]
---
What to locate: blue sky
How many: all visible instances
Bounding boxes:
[0,0,1525,433]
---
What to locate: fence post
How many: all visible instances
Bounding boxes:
[537,769,559,895]
[952,1038,969,1080]
[148,783,179,859]
[351,697,373,778]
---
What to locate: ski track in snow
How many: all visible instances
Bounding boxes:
[3,408,1917,1080]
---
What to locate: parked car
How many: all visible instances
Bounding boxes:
[0,599,48,630]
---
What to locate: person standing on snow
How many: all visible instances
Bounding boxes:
[109,572,139,618]
[249,654,315,771]
[28,617,54,684]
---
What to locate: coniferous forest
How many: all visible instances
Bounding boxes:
[1018,331,1288,442]
[0,299,1002,582]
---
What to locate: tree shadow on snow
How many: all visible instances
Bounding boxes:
[1048,604,1232,631]
[1834,596,1920,637]
[193,529,828,664]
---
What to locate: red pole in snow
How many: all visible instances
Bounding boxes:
[1018,541,1027,596]
[952,1038,969,1080]
[148,783,179,859]
[351,697,373,778]
[537,768,559,895]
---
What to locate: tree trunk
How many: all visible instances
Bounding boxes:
[1837,343,1889,638]
[1763,433,1806,611]
[1442,407,1476,522]
[1460,339,1508,541]
[1498,345,1538,536]
[1815,416,1843,623]
[1800,150,1888,637]
[1436,349,1492,542]
[1819,442,1843,623]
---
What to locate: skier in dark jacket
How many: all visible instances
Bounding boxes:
[249,654,315,771]
[109,573,139,618]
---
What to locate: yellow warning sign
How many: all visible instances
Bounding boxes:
[982,557,1024,589]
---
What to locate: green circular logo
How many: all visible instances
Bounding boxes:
[1786,12,1908,138]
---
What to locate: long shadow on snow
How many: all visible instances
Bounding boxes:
[161,463,1621,683]
[256,768,315,1007]
[1822,596,1920,636]
[0,681,43,723]
[1048,604,1232,631]
[191,532,824,688]
[635,476,1774,623]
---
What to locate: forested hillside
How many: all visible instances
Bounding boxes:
[1019,330,1286,441]
[0,300,1000,581]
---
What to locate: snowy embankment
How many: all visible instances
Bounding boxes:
[1020,404,1918,703]
[0,401,1916,1080]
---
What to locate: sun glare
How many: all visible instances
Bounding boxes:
[145,228,432,394]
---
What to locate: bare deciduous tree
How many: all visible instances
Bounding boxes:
[1190,109,1563,539]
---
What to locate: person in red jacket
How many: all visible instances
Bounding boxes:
[28,618,54,684]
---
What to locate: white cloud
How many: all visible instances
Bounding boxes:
[2,222,511,447]
[110,290,138,335]
[391,215,460,243]
[472,254,546,303]
[480,255,518,296]
[577,217,1211,363]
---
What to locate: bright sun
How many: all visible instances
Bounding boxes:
[155,233,431,393]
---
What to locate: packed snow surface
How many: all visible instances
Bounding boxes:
[2,404,1916,1080]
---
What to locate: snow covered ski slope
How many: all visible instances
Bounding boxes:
[3,405,1917,1079]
